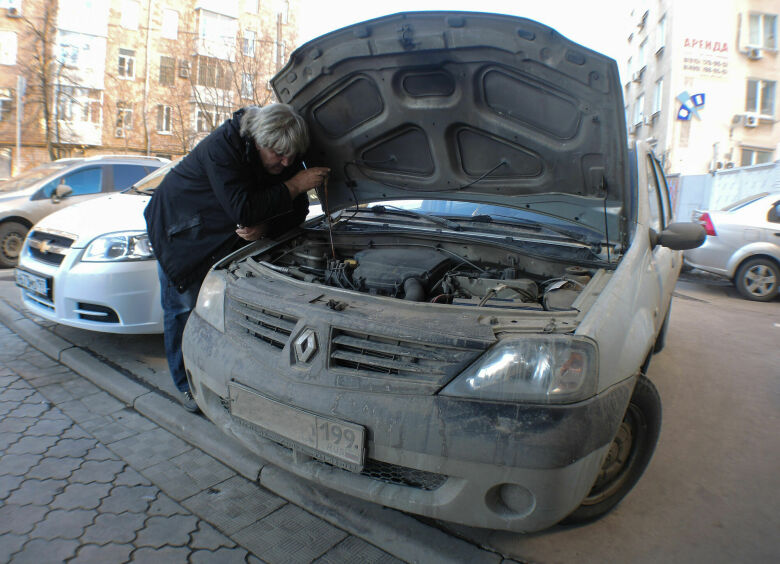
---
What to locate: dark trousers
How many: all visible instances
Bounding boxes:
[157,264,201,392]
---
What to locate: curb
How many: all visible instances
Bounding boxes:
[0,296,504,563]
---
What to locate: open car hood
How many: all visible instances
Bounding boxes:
[272,11,630,237]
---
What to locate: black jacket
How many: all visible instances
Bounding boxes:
[144,108,308,291]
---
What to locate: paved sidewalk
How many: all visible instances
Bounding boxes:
[0,322,407,563]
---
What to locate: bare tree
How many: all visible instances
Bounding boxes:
[15,0,63,160]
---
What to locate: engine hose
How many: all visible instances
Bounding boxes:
[403,278,425,301]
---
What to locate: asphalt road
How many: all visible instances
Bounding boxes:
[1,268,778,563]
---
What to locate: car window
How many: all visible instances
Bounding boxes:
[0,161,72,193]
[112,164,152,192]
[722,192,769,212]
[650,157,672,225]
[40,166,103,197]
[769,201,780,224]
[645,155,663,231]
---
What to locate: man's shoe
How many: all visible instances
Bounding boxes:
[180,389,200,413]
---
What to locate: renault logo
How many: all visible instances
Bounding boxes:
[294,329,318,363]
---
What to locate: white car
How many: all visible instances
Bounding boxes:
[15,162,323,334]
[15,164,172,334]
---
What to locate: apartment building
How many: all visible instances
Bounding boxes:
[623,0,780,175]
[0,0,298,177]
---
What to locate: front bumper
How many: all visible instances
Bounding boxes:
[17,252,163,334]
[184,311,633,532]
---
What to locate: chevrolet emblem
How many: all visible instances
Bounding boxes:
[37,239,53,254]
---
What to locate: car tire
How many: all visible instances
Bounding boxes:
[0,221,28,268]
[561,375,661,525]
[735,257,779,302]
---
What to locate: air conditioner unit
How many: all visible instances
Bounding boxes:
[7,7,21,17]
[178,60,190,79]
[115,128,125,138]
[747,47,762,60]
[744,113,759,127]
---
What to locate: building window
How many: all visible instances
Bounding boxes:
[638,38,647,69]
[0,88,13,122]
[81,89,102,123]
[116,102,133,136]
[162,9,178,40]
[657,15,666,51]
[196,105,231,133]
[118,48,135,78]
[196,56,232,90]
[633,93,645,125]
[741,148,773,166]
[121,0,140,30]
[241,73,253,99]
[159,56,175,86]
[242,30,256,57]
[653,78,663,114]
[156,105,172,133]
[746,79,776,116]
[0,31,17,66]
[749,13,777,49]
[198,9,238,60]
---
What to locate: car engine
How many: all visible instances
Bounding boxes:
[244,231,594,312]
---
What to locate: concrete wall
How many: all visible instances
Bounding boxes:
[669,161,780,219]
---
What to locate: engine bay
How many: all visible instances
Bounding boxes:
[240,230,596,312]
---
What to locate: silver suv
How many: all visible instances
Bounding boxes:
[0,155,168,267]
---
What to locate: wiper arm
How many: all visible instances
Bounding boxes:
[468,213,600,243]
[123,186,149,195]
[367,205,461,230]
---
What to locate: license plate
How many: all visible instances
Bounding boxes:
[15,268,52,299]
[229,382,365,472]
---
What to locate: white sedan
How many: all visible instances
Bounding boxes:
[15,165,171,334]
[16,163,323,334]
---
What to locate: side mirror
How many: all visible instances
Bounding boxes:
[651,222,706,250]
[52,184,73,202]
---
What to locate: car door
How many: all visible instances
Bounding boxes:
[25,165,106,225]
[646,153,676,330]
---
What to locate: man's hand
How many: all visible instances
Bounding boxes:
[285,167,330,198]
[235,223,268,241]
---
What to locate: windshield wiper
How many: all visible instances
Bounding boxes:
[461,213,602,243]
[365,205,461,231]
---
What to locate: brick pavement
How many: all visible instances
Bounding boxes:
[0,322,404,563]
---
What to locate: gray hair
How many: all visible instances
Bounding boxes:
[240,104,309,157]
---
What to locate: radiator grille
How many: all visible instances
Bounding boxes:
[27,230,75,266]
[228,297,298,349]
[330,330,480,383]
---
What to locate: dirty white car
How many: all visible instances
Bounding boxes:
[182,12,704,532]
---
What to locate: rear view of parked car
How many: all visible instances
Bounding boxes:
[685,192,780,301]
[0,155,168,267]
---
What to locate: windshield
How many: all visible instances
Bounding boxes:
[0,161,73,193]
[127,161,176,194]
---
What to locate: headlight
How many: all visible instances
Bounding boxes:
[194,270,226,333]
[440,336,598,404]
[82,231,154,262]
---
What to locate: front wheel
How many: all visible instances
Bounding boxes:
[562,375,661,525]
[0,221,29,268]
[735,257,779,301]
